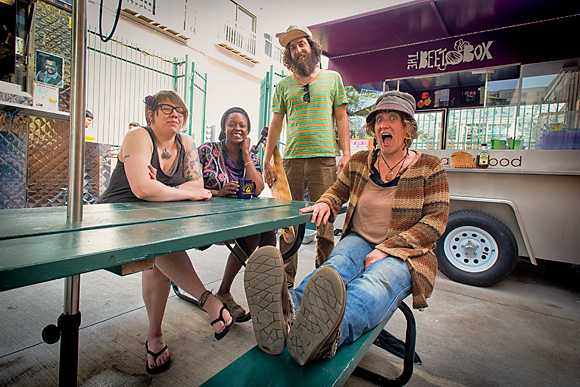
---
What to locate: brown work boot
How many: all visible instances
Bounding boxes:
[286,267,346,366]
[215,292,250,321]
[244,246,293,355]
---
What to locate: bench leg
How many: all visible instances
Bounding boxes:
[172,283,201,306]
[41,276,82,387]
[224,238,252,267]
[281,223,306,261]
[353,301,417,386]
[58,311,81,387]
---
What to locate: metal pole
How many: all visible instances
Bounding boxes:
[59,0,86,385]
[68,0,86,223]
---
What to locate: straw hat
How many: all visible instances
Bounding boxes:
[279,25,312,47]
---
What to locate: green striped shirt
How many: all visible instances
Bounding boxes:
[272,70,347,159]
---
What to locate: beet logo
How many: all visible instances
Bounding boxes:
[407,39,494,72]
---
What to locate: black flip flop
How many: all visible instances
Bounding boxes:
[145,341,172,375]
[212,305,236,340]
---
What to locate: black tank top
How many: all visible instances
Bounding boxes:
[96,127,186,203]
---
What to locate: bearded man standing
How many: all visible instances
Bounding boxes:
[263,26,350,288]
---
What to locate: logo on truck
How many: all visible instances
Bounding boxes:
[407,39,493,71]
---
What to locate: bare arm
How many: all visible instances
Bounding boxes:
[263,112,284,187]
[122,129,210,201]
[334,103,351,174]
[176,135,212,200]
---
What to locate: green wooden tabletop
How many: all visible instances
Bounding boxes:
[0,197,312,292]
[0,197,305,239]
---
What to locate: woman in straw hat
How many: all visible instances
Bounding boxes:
[244,90,449,366]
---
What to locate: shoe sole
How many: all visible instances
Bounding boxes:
[287,267,346,366]
[244,246,286,355]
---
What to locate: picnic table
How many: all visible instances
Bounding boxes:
[0,197,311,386]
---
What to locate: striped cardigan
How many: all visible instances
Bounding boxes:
[318,150,449,309]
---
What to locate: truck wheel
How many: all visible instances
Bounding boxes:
[435,210,518,286]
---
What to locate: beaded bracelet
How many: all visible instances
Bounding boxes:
[198,290,212,308]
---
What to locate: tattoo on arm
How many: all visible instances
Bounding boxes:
[184,142,202,182]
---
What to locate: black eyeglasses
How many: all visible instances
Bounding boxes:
[303,84,310,103]
[158,103,186,117]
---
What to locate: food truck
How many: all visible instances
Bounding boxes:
[307,0,580,286]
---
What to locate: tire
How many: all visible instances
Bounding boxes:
[435,210,518,286]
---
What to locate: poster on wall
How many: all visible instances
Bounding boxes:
[33,82,59,111]
[34,50,64,88]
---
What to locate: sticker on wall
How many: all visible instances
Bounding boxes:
[417,92,432,108]
[33,82,59,111]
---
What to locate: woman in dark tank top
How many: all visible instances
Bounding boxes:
[96,90,235,375]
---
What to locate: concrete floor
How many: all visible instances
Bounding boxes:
[0,235,579,386]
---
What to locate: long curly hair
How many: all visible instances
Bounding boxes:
[364,111,418,149]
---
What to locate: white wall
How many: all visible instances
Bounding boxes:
[84,0,404,144]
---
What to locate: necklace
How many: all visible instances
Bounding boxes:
[150,129,172,160]
[379,149,408,181]
[160,148,171,159]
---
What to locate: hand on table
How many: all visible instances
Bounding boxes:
[218,181,239,197]
[299,202,331,227]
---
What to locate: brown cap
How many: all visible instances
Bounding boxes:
[366,91,416,123]
[279,25,312,47]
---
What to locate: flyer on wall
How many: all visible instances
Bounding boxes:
[33,81,59,111]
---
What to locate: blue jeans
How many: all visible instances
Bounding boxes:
[289,232,412,346]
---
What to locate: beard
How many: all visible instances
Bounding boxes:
[290,51,319,77]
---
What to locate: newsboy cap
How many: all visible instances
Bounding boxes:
[279,25,312,47]
[366,91,416,123]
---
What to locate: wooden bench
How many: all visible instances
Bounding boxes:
[0,197,312,386]
[202,301,418,387]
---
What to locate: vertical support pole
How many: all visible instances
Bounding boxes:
[191,61,197,139]
[183,55,193,136]
[173,56,179,92]
[513,69,523,146]
[267,65,274,125]
[201,71,208,143]
[60,0,86,385]
[483,70,489,145]
[68,0,86,223]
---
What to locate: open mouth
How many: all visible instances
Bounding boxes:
[381,133,393,145]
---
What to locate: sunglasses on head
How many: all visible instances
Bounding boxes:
[303,84,310,103]
[158,103,186,117]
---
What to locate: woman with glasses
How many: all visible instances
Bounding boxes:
[198,107,277,322]
[97,90,235,375]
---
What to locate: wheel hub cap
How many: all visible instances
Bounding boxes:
[443,226,499,273]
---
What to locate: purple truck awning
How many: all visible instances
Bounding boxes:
[303,0,580,86]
